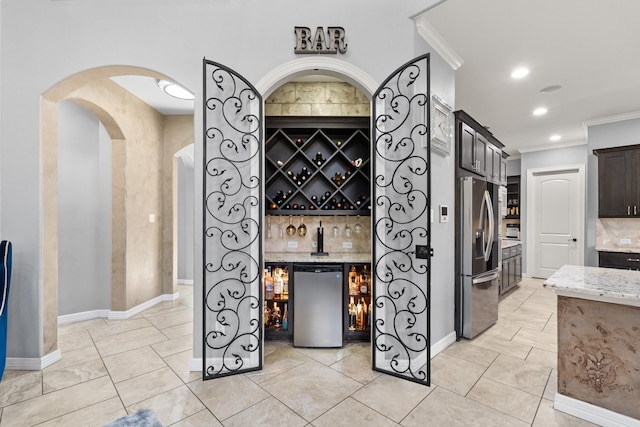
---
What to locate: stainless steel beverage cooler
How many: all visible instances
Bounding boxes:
[293,264,343,347]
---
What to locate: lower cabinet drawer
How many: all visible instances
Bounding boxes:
[599,251,640,270]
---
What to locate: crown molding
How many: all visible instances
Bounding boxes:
[518,140,587,154]
[413,15,463,71]
[583,110,640,130]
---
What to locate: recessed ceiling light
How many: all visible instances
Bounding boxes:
[511,67,529,79]
[540,85,562,93]
[533,107,548,116]
[157,80,194,101]
[550,134,561,141]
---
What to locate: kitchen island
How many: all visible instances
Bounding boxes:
[544,265,640,426]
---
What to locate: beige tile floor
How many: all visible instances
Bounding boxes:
[0,279,599,426]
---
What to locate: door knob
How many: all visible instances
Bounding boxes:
[572,238,577,242]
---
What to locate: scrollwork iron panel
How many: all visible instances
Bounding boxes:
[372,54,431,386]
[202,60,263,379]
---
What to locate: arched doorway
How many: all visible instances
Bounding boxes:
[41,66,194,357]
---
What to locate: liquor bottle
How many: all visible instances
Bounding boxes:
[265,268,274,300]
[282,270,289,299]
[282,303,288,329]
[356,299,363,330]
[263,301,271,326]
[348,265,359,296]
[361,298,368,330]
[273,269,282,300]
[359,265,369,295]
[348,296,356,331]
[272,302,282,327]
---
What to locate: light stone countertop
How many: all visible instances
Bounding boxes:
[544,265,640,307]
[265,252,371,264]
[595,246,640,254]
[501,239,521,249]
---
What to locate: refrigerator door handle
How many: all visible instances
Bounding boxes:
[472,270,499,285]
[483,190,495,262]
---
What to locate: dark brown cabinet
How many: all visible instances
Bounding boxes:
[598,251,640,270]
[500,243,522,295]
[594,145,640,217]
[455,110,504,183]
[265,117,371,216]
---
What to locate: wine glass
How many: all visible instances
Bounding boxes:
[266,216,273,240]
[278,216,285,239]
[297,216,307,237]
[354,215,363,236]
[332,216,340,238]
[286,216,296,237]
[344,217,352,238]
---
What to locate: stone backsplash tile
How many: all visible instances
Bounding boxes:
[596,218,640,252]
[265,215,371,254]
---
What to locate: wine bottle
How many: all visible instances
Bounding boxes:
[272,302,282,327]
[349,296,356,331]
[296,138,303,146]
[356,299,363,330]
[282,270,289,299]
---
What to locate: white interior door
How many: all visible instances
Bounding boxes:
[529,166,584,278]
[372,54,431,386]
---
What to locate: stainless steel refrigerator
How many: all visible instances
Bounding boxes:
[457,177,500,339]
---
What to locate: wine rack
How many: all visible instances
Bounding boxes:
[344,263,372,342]
[265,117,371,216]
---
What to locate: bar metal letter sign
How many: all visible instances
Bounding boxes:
[294,26,347,54]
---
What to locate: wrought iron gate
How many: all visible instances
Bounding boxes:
[371,54,432,385]
[202,60,263,379]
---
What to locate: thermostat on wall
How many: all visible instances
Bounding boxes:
[439,205,449,223]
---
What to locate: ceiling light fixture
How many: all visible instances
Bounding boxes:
[533,107,548,116]
[511,67,529,79]
[157,80,194,101]
[550,134,561,141]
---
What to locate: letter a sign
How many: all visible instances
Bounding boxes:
[294,26,348,54]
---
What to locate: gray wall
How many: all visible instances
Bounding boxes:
[0,0,445,359]
[506,158,521,177]
[177,155,194,282]
[519,144,589,274]
[58,101,111,315]
[587,117,640,266]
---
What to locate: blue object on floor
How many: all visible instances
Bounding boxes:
[0,240,12,382]
[102,409,162,427]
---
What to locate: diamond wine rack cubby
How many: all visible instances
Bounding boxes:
[265,117,371,216]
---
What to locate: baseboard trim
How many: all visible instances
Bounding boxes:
[108,292,179,320]
[431,331,457,358]
[6,349,62,371]
[177,279,194,286]
[555,393,640,427]
[57,293,179,324]
[58,309,110,325]
[189,331,457,373]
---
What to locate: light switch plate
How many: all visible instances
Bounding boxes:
[287,241,298,248]
[342,241,353,249]
[620,238,632,245]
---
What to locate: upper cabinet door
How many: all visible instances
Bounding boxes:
[596,148,640,217]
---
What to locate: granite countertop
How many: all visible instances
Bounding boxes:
[265,252,371,263]
[595,247,640,254]
[544,265,640,307]
[501,239,521,249]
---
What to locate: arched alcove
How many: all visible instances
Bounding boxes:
[40,66,193,356]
